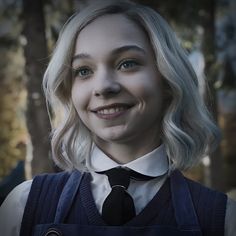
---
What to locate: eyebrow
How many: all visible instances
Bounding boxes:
[72,45,146,63]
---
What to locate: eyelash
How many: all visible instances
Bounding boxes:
[73,59,140,79]
[118,59,140,70]
[73,67,93,78]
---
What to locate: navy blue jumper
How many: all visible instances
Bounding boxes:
[20,170,227,236]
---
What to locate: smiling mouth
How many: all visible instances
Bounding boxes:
[91,103,134,119]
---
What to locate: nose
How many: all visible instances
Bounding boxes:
[93,69,121,97]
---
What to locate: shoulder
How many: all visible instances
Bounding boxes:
[33,170,72,181]
[183,175,227,235]
[32,170,71,186]
[184,176,227,204]
[0,180,32,236]
[24,170,81,215]
[0,179,32,213]
[225,197,236,236]
[28,171,74,197]
[26,171,74,207]
[184,175,236,236]
[174,172,227,209]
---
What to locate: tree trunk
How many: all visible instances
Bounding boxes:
[218,89,236,192]
[216,0,236,193]
[22,0,54,176]
[201,0,225,191]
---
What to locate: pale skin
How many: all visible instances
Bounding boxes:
[71,14,164,164]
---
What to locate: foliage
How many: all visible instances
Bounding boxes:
[0,45,27,180]
[0,0,27,180]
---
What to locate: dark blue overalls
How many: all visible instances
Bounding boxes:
[20,170,227,236]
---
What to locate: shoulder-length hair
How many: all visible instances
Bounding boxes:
[43,0,220,171]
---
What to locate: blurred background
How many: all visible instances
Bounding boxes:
[0,0,235,204]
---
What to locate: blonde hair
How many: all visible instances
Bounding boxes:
[43,0,220,171]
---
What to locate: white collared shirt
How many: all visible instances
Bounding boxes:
[86,144,169,214]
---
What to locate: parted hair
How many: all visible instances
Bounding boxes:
[43,0,220,171]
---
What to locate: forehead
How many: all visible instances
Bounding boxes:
[74,14,152,56]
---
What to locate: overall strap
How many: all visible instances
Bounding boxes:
[170,170,201,231]
[54,170,83,223]
[20,171,79,236]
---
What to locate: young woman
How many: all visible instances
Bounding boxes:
[1,0,235,235]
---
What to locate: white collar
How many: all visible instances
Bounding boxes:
[87,144,169,177]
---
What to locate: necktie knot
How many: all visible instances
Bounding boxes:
[105,167,130,189]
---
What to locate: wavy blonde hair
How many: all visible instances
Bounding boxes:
[43,0,220,171]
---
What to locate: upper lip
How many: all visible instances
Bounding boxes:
[91,103,134,112]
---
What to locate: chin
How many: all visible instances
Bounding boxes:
[95,129,131,143]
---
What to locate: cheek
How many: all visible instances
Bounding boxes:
[127,68,162,93]
[71,84,89,112]
[126,77,162,101]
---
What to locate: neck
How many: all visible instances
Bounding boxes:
[94,134,161,164]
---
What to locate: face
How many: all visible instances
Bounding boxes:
[71,14,164,147]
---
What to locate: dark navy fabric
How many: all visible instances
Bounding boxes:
[20,171,71,236]
[20,170,227,236]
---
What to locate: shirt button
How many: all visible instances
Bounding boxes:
[44,228,62,236]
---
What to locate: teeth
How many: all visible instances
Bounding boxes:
[97,107,126,115]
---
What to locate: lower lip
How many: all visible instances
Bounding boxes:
[93,108,130,120]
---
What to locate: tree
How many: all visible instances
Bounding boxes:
[0,0,27,181]
[22,0,54,176]
[215,0,236,192]
[199,0,225,191]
